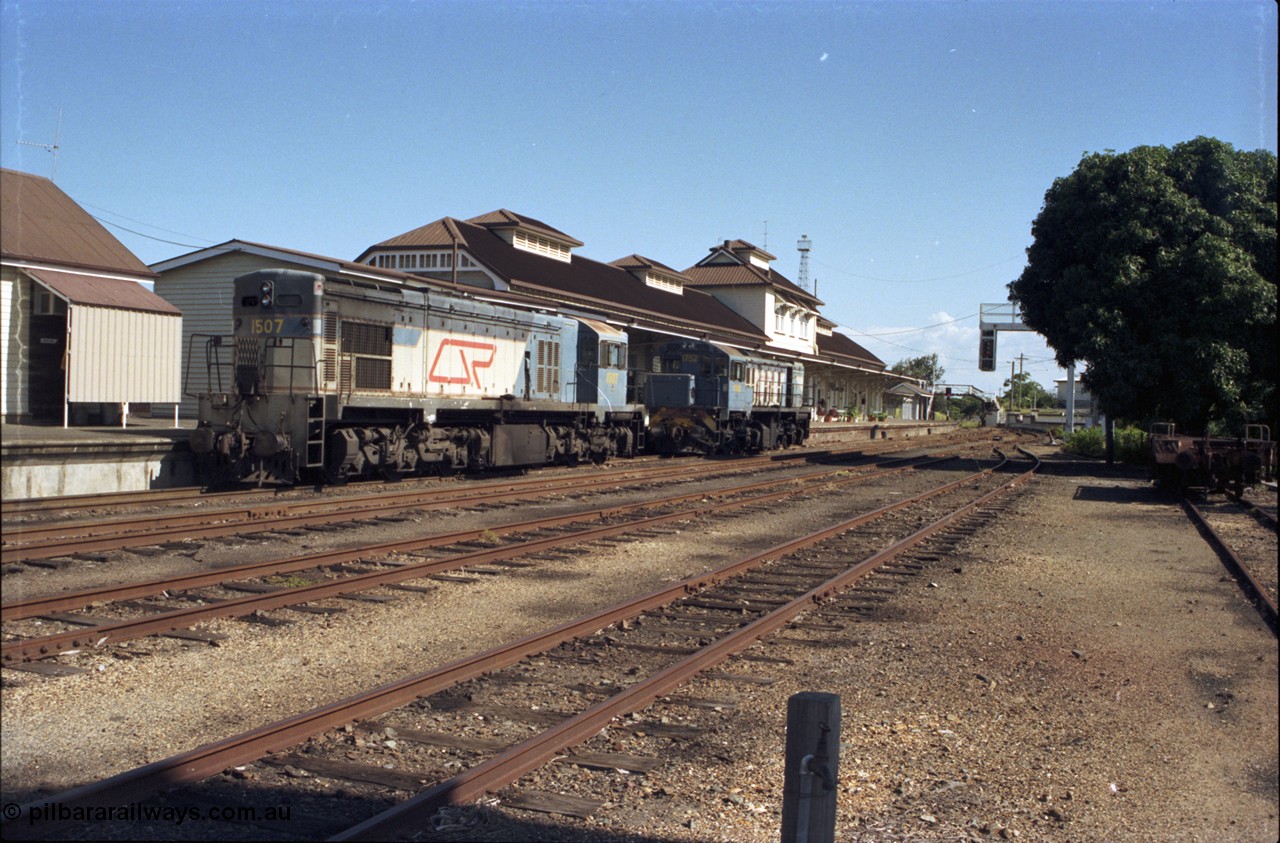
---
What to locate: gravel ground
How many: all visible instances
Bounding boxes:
[3,443,1276,842]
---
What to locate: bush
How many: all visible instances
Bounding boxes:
[1061,426,1148,464]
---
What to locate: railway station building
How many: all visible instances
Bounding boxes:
[354,210,905,417]
[0,169,182,427]
[150,207,915,420]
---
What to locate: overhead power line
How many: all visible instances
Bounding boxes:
[814,254,1023,284]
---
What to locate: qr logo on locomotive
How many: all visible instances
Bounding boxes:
[428,339,498,388]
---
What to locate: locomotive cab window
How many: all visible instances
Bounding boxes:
[731,362,745,381]
[599,341,625,369]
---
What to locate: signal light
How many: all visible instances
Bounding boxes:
[978,329,996,372]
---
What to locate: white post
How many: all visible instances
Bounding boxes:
[122,401,129,429]
[1063,362,1076,434]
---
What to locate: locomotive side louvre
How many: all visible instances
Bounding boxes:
[191,269,643,485]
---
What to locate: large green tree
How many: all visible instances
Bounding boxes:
[890,353,944,388]
[1008,137,1276,432]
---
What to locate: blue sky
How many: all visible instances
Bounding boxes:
[3,0,1275,397]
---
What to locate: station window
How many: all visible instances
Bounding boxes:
[33,289,62,315]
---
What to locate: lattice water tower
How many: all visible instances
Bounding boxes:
[797,235,812,292]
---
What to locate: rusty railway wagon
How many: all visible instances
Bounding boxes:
[1149,422,1276,493]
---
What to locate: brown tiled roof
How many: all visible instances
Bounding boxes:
[608,254,690,279]
[681,261,821,306]
[817,330,884,369]
[1,168,154,278]
[359,217,768,344]
[364,219,464,250]
[716,239,777,261]
[452,221,766,343]
[25,267,180,314]
[464,209,583,246]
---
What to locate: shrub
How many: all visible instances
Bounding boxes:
[1061,426,1148,463]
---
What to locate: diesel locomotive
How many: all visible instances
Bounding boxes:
[643,340,809,455]
[189,269,645,485]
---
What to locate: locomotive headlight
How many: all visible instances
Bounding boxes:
[260,281,274,307]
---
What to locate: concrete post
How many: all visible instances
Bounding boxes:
[781,692,840,843]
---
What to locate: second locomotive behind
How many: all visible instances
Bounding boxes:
[643,340,809,455]
[189,269,645,485]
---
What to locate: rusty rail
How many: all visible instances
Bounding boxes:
[2,457,956,660]
[1181,496,1278,635]
[3,452,1035,839]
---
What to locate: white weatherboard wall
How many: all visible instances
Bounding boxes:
[0,268,31,419]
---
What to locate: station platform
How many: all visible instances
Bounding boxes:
[0,416,959,501]
[1,416,197,499]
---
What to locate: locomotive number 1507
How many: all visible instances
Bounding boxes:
[251,318,286,335]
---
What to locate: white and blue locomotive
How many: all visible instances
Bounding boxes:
[189,269,644,484]
[643,340,809,455]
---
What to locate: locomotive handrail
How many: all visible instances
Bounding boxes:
[184,333,232,399]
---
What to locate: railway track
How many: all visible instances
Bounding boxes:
[1,451,975,664]
[1181,491,1278,633]
[0,433,1000,565]
[2,448,1039,840]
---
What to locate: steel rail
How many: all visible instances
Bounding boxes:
[3,453,1029,840]
[2,431,996,553]
[2,457,969,661]
[1181,496,1278,635]
[0,451,861,564]
[337,451,1041,840]
[0,456,936,624]
[1224,491,1279,531]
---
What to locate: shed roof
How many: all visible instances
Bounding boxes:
[0,168,155,278]
[25,267,180,315]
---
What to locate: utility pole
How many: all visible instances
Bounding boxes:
[1017,354,1025,412]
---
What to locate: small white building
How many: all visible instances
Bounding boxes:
[1,169,182,426]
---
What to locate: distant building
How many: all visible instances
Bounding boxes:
[1,169,181,425]
[1054,378,1094,411]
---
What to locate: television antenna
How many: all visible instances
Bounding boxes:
[17,109,62,181]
